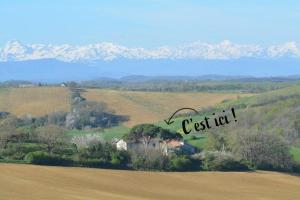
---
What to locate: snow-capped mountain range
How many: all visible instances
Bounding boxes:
[1,40,300,82]
[0,40,299,62]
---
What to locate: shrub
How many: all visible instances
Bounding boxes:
[76,158,108,168]
[0,143,47,160]
[125,124,182,142]
[25,151,73,166]
[131,150,170,171]
[203,152,250,171]
[190,135,197,140]
[170,155,193,171]
[234,132,293,171]
[110,150,131,167]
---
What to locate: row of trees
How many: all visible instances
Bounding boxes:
[80,79,296,93]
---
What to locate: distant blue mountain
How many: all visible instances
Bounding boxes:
[0,58,300,82]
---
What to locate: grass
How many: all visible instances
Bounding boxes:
[184,135,208,149]
[1,164,300,200]
[66,129,97,136]
[100,126,130,141]
[0,87,70,117]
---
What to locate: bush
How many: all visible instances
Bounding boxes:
[203,152,250,171]
[51,145,77,156]
[234,132,293,171]
[25,151,73,166]
[0,143,47,160]
[110,150,131,167]
[292,163,300,173]
[170,155,193,171]
[76,158,109,168]
[190,135,197,140]
[125,124,182,142]
[131,150,170,171]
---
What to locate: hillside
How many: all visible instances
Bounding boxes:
[0,164,299,200]
[82,89,249,126]
[0,87,248,126]
[0,87,70,117]
[0,87,250,127]
[159,85,300,162]
[164,85,300,131]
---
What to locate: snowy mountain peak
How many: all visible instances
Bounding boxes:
[0,40,299,62]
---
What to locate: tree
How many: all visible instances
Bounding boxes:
[234,132,293,171]
[0,116,20,148]
[66,101,126,129]
[205,132,229,152]
[35,125,68,154]
[126,124,182,153]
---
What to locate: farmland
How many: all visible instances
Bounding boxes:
[82,89,250,126]
[0,164,299,200]
[0,87,70,117]
[0,87,249,126]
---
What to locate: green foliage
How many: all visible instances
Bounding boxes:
[203,152,250,171]
[0,143,47,160]
[81,78,299,93]
[35,125,68,154]
[110,150,131,166]
[181,85,300,172]
[234,132,293,171]
[76,158,108,168]
[25,151,73,166]
[131,150,170,171]
[170,155,193,171]
[66,101,128,130]
[125,124,182,141]
[290,147,300,163]
[2,84,300,172]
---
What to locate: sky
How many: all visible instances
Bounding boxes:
[0,0,300,48]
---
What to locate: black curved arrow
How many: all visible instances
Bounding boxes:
[164,107,199,125]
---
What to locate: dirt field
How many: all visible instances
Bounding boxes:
[0,87,250,126]
[0,87,70,117]
[0,164,299,200]
[83,89,249,126]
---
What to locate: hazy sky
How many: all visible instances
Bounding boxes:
[0,0,299,47]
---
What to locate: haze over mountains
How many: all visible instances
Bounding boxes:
[0,40,300,82]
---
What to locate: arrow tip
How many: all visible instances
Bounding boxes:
[164,119,174,125]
